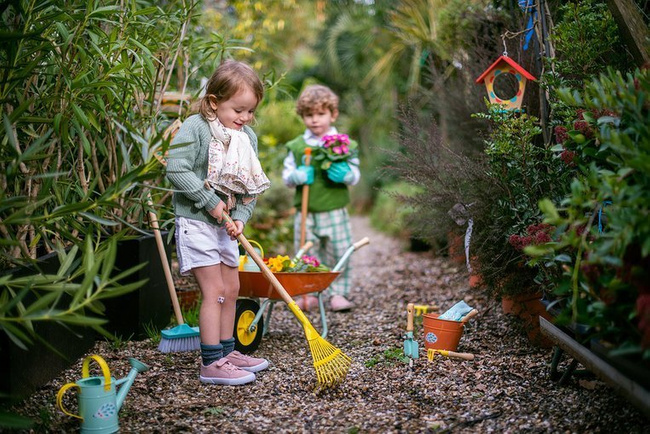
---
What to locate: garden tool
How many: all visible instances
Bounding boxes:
[300,147,313,311]
[438,300,474,321]
[427,348,475,361]
[413,304,438,316]
[403,303,419,360]
[223,212,351,388]
[460,309,478,323]
[150,200,200,353]
[150,122,200,353]
[57,355,149,434]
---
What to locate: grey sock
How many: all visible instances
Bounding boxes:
[221,337,236,357]
[200,343,223,366]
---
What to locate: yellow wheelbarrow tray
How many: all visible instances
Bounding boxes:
[234,237,369,354]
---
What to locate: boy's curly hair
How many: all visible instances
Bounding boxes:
[296,84,339,116]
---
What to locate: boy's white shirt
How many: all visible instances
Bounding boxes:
[282,126,361,187]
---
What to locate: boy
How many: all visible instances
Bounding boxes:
[282,84,361,312]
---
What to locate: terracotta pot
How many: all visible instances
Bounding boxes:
[502,292,553,348]
[178,289,201,310]
[447,231,465,265]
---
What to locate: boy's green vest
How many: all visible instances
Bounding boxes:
[286,136,351,212]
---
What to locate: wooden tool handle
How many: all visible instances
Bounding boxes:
[443,350,475,360]
[429,349,475,361]
[148,200,184,325]
[353,237,370,250]
[461,309,478,323]
[406,303,414,332]
[224,213,295,305]
[299,148,312,247]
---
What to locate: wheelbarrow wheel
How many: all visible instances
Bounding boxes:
[234,299,263,354]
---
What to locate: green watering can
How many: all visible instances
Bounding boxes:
[57,355,149,434]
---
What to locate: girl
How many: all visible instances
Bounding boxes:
[166,60,270,385]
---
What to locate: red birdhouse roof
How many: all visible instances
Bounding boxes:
[475,55,537,84]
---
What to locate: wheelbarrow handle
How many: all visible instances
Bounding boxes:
[332,237,371,272]
[293,241,314,262]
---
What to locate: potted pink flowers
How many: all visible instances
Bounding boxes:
[312,134,358,170]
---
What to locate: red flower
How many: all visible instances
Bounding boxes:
[554,126,569,144]
[573,120,594,138]
[560,149,576,166]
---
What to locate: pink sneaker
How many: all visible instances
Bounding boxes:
[200,359,255,385]
[330,295,354,312]
[225,351,269,373]
[296,295,319,311]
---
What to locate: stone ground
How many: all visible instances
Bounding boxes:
[11,216,650,433]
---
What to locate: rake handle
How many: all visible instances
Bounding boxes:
[224,213,295,306]
[429,349,475,361]
[299,148,312,248]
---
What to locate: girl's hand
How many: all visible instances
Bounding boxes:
[226,220,244,240]
[209,200,227,223]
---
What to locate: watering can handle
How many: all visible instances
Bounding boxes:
[82,354,112,392]
[56,383,83,420]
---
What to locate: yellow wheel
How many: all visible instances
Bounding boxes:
[234,299,263,354]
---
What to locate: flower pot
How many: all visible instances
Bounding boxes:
[422,314,465,351]
[101,233,173,339]
[0,252,96,399]
[447,231,465,265]
[502,292,553,348]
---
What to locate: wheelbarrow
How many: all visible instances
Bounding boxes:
[234,237,370,353]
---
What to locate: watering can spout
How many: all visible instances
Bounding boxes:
[115,358,150,411]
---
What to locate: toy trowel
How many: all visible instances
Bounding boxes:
[404,303,419,360]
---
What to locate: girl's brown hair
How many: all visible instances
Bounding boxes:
[198,60,264,120]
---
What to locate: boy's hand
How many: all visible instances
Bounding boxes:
[327,162,353,183]
[290,165,314,185]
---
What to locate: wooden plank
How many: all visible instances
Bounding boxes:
[540,317,650,416]
[607,0,650,66]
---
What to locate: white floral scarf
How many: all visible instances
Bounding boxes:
[206,119,270,210]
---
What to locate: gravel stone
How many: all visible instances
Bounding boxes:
[11,216,650,432]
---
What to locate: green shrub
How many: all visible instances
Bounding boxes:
[530,68,650,355]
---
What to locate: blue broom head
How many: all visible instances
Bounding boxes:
[161,323,200,339]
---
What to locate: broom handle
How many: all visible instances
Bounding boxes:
[299,148,312,247]
[224,214,296,306]
[148,198,184,325]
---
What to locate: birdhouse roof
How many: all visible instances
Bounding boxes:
[475,55,537,84]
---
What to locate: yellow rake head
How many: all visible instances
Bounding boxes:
[288,302,351,388]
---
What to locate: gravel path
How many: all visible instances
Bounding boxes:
[13,216,650,432]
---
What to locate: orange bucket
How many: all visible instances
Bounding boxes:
[422,314,465,351]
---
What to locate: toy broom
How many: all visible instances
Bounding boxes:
[148,200,200,353]
[224,213,351,387]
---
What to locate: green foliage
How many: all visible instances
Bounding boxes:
[470,104,571,297]
[370,181,421,239]
[530,68,650,355]
[142,321,161,345]
[550,0,633,87]
[364,347,410,368]
[0,0,200,349]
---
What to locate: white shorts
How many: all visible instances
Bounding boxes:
[175,217,239,275]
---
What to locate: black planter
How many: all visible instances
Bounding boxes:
[101,233,172,340]
[0,252,96,400]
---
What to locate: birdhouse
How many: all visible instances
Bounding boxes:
[475,55,536,111]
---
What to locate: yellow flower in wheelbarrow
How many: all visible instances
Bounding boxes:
[267,255,294,272]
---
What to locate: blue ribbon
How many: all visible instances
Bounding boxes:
[518,0,536,51]
[598,201,612,233]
